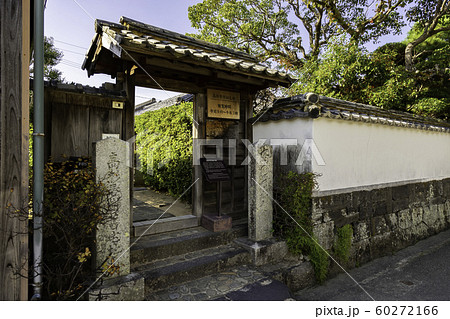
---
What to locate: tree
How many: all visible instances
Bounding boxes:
[290,34,450,119]
[290,36,414,110]
[30,36,63,81]
[188,0,408,68]
[404,0,450,71]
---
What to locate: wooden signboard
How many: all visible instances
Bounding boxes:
[207,89,240,120]
[200,158,230,183]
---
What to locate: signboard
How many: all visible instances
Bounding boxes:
[207,89,240,120]
[112,101,124,109]
[200,158,231,183]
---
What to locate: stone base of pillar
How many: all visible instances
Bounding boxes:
[235,237,288,266]
[88,273,145,301]
[201,214,232,232]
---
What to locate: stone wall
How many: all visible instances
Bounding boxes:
[312,178,450,265]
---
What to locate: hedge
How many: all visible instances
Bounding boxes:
[135,102,193,201]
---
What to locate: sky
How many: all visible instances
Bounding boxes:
[44,0,410,105]
[44,0,202,104]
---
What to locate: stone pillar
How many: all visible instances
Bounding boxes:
[94,137,130,277]
[248,143,273,241]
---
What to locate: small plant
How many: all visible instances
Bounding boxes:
[41,158,109,300]
[273,170,329,283]
[334,224,353,264]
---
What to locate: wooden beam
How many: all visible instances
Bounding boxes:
[192,94,206,220]
[145,56,213,77]
[0,0,29,300]
[134,74,205,94]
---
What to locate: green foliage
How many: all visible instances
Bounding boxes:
[410,98,450,119]
[135,102,193,201]
[30,36,63,81]
[404,18,450,71]
[293,36,372,102]
[290,33,450,119]
[334,224,353,264]
[43,159,107,300]
[188,0,407,68]
[273,171,329,283]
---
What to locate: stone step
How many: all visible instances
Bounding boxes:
[133,215,198,237]
[133,244,250,294]
[130,220,248,268]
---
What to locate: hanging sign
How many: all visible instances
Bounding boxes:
[207,89,240,120]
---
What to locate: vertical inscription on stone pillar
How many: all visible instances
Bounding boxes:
[94,138,130,277]
[248,144,273,241]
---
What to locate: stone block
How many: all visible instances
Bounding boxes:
[385,213,398,229]
[411,207,423,226]
[311,199,323,223]
[235,237,288,266]
[371,216,389,236]
[313,221,334,250]
[398,209,412,229]
[248,144,273,241]
[354,221,369,241]
[369,232,395,259]
[445,201,450,222]
[410,222,429,239]
[94,137,131,277]
[392,184,409,201]
[373,201,388,216]
[443,180,450,197]
[284,262,316,291]
[423,205,439,227]
[201,214,232,232]
[392,198,409,213]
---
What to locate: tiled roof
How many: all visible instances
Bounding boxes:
[251,93,450,133]
[83,17,295,87]
[135,93,194,116]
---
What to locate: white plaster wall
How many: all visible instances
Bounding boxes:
[312,118,450,192]
[253,118,313,170]
[253,116,450,193]
[253,118,313,142]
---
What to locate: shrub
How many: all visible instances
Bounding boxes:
[135,102,193,201]
[273,171,329,283]
[409,98,450,120]
[334,224,353,264]
[42,159,108,300]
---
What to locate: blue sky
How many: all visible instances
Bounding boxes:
[44,0,201,103]
[44,0,410,104]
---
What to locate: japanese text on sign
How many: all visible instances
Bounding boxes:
[207,89,240,120]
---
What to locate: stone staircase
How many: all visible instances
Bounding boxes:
[129,219,251,296]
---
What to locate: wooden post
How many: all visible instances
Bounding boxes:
[193,93,206,220]
[122,64,135,230]
[0,0,30,300]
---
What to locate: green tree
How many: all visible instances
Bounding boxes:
[30,36,63,81]
[291,33,449,119]
[188,0,408,68]
[404,0,449,71]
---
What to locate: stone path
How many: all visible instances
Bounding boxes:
[295,228,450,301]
[133,187,191,220]
[145,265,294,301]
